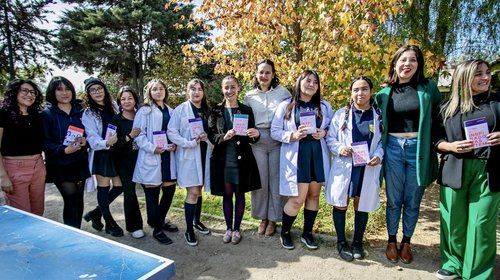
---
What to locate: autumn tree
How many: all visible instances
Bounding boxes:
[55,0,207,98]
[0,0,53,86]
[173,0,441,106]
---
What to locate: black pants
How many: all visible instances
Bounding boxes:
[116,165,143,232]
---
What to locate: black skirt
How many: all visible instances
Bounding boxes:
[46,159,90,184]
[161,151,176,183]
[297,139,325,183]
[92,150,118,177]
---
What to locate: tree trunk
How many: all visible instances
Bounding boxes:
[3,1,16,79]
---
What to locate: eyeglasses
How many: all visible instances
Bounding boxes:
[19,88,36,96]
[89,86,104,95]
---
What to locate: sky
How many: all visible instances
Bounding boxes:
[44,2,90,91]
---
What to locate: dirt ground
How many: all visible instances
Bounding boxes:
[43,183,499,280]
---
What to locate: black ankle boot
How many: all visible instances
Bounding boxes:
[104,216,123,237]
[83,207,104,231]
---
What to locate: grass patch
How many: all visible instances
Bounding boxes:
[171,185,387,238]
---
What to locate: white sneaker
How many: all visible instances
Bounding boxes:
[131,229,145,239]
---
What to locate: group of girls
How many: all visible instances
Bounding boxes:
[0,44,498,280]
[245,48,499,280]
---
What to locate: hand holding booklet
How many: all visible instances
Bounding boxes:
[153,131,168,149]
[233,114,249,136]
[189,117,204,139]
[351,141,370,166]
[63,125,84,146]
[299,111,317,134]
[105,124,117,140]
[464,117,490,148]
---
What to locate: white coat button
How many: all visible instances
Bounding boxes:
[236,141,240,145]
[237,156,241,160]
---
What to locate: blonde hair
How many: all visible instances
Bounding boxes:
[144,79,169,107]
[442,59,490,122]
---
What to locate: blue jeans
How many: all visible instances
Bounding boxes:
[385,135,425,237]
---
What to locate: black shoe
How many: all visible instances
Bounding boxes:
[105,220,124,237]
[153,230,173,245]
[162,222,179,232]
[352,240,365,260]
[194,222,211,235]
[83,207,104,231]
[300,232,318,250]
[280,231,294,250]
[337,241,354,262]
[435,269,459,280]
[184,231,198,246]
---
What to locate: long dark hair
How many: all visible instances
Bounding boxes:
[285,70,322,120]
[84,81,115,113]
[384,45,427,85]
[252,59,280,90]
[46,76,76,105]
[1,79,43,123]
[186,78,210,119]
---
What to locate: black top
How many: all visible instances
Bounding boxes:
[387,82,420,133]
[461,91,496,159]
[0,108,43,156]
[111,112,138,164]
[98,106,115,139]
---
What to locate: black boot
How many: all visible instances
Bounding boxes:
[104,215,123,237]
[83,207,104,231]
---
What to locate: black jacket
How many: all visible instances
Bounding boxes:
[41,101,88,166]
[436,92,500,192]
[208,102,261,195]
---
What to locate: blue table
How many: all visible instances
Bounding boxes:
[0,205,175,279]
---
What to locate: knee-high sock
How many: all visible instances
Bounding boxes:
[185,202,196,233]
[303,208,318,234]
[108,187,123,204]
[353,210,369,243]
[333,207,347,243]
[281,211,297,234]
[143,186,161,228]
[159,186,175,225]
[97,186,111,219]
[194,196,203,224]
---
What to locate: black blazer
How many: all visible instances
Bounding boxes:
[437,92,500,192]
[208,102,261,196]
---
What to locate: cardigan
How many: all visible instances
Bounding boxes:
[375,79,441,187]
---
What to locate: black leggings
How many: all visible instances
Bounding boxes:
[222,183,245,231]
[55,181,84,228]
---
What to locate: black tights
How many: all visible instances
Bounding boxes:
[55,181,84,228]
[222,183,245,231]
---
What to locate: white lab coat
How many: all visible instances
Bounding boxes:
[270,98,333,196]
[132,105,177,186]
[167,101,211,191]
[325,106,383,212]
[82,107,118,192]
